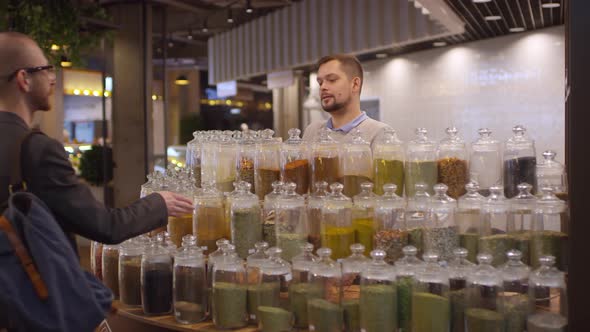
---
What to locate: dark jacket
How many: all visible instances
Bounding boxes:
[0,111,167,245]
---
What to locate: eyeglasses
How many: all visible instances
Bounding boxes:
[6,65,55,82]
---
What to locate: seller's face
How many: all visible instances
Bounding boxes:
[317,60,355,113]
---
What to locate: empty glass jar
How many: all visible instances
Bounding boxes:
[372,128,405,196]
[405,128,438,197]
[536,150,567,199]
[527,256,567,331]
[321,183,354,260]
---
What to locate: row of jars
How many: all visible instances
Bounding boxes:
[185,125,567,200]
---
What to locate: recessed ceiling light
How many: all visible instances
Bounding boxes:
[541,3,560,9]
[509,27,526,32]
[375,53,388,59]
[484,15,502,21]
[433,41,447,47]
[473,0,492,3]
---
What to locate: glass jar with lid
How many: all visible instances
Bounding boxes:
[200,132,218,186]
[307,181,329,249]
[224,181,245,240]
[193,181,225,255]
[457,182,485,263]
[374,183,407,264]
[119,238,145,306]
[359,249,397,332]
[321,183,354,260]
[537,150,567,199]
[406,183,431,258]
[91,241,103,281]
[412,252,450,332]
[341,244,370,332]
[140,172,155,199]
[527,256,567,331]
[341,129,373,197]
[469,128,502,197]
[214,133,238,193]
[465,253,505,331]
[275,182,308,262]
[373,128,405,196]
[508,183,537,265]
[230,182,262,259]
[531,187,568,270]
[167,173,195,247]
[173,235,207,323]
[425,184,459,262]
[448,248,475,332]
[236,130,256,193]
[212,244,248,329]
[289,242,319,329]
[504,125,538,198]
[255,129,281,200]
[405,128,438,197]
[141,240,173,315]
[246,241,270,322]
[186,131,203,188]
[479,186,511,267]
[499,249,531,332]
[281,128,310,195]
[262,181,283,247]
[310,127,341,187]
[206,238,230,315]
[437,127,469,199]
[308,248,344,332]
[102,244,120,298]
[352,182,377,254]
[395,245,426,332]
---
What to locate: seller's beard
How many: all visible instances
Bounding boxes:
[322,98,349,113]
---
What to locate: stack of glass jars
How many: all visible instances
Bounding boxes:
[412,252,450,332]
[262,181,283,247]
[255,129,281,200]
[341,129,373,198]
[504,125,537,198]
[437,127,469,199]
[425,184,459,262]
[321,183,354,260]
[469,128,501,197]
[141,239,173,316]
[173,235,207,324]
[289,243,319,329]
[308,248,344,332]
[373,183,406,264]
[307,181,329,249]
[359,249,397,332]
[456,182,485,263]
[275,182,308,262]
[310,127,341,187]
[193,181,225,255]
[230,182,262,259]
[372,128,405,196]
[280,128,310,196]
[352,182,377,254]
[212,244,248,329]
[405,128,438,196]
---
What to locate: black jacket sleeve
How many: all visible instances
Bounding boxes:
[23,135,168,244]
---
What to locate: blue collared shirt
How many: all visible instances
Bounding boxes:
[326,111,369,133]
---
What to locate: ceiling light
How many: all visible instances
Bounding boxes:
[83,89,90,96]
[202,27,209,33]
[509,27,526,32]
[187,30,193,40]
[73,89,80,95]
[484,15,502,21]
[472,0,492,3]
[92,91,100,97]
[375,53,388,59]
[175,75,190,86]
[227,9,234,24]
[433,41,447,47]
[541,2,560,8]
[168,41,174,48]
[246,0,253,13]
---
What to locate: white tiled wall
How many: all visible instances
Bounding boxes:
[361,26,565,163]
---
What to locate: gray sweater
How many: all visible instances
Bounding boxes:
[302,117,391,147]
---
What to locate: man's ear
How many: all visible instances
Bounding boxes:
[16,71,31,92]
[352,76,361,93]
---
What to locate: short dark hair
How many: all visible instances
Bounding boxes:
[317,54,364,91]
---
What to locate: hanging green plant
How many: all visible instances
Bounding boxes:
[4,0,113,67]
[79,145,114,186]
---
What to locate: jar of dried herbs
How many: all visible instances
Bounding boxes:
[437,127,469,199]
[503,125,538,198]
[321,183,354,260]
[359,249,397,332]
[212,244,248,329]
[425,184,459,263]
[141,240,173,316]
[373,183,406,264]
[310,127,341,188]
[263,181,283,247]
[532,187,568,270]
[307,181,329,249]
[341,244,370,319]
[406,183,431,258]
[275,182,308,262]
[102,244,119,298]
[373,128,405,196]
[230,182,263,259]
[193,181,225,255]
[405,128,438,197]
[457,182,485,263]
[395,246,425,332]
[465,253,505,332]
[236,130,257,193]
[448,248,475,332]
[173,235,207,324]
[308,248,344,332]
[341,129,373,198]
[119,239,145,307]
[255,129,281,200]
[281,128,310,195]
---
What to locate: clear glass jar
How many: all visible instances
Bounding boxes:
[212,244,248,329]
[262,181,283,248]
[236,130,256,193]
[281,128,310,195]
[527,256,567,331]
[119,239,145,306]
[102,244,120,299]
[425,184,459,262]
[245,242,271,323]
[395,246,426,332]
[479,186,511,267]
[307,181,329,250]
[469,128,502,197]
[448,248,475,332]
[193,181,225,255]
[372,128,405,196]
[437,127,469,199]
[465,253,505,332]
[504,125,538,198]
[173,235,207,323]
[341,129,373,198]
[289,243,319,329]
[308,248,344,332]
[537,150,567,198]
[91,241,103,281]
[215,134,238,193]
[201,132,218,187]
[500,249,531,332]
[321,183,354,260]
[405,128,438,197]
[275,182,308,262]
[457,182,485,263]
[374,183,406,264]
[406,183,431,258]
[359,249,397,332]
[352,182,377,254]
[531,188,568,270]
[412,252,450,332]
[167,176,195,247]
[341,243,370,300]
[508,183,537,265]
[140,172,155,199]
[207,238,230,312]
[255,129,281,200]
[186,131,203,188]
[310,127,341,188]
[230,182,263,259]
[224,181,245,240]
[141,240,173,315]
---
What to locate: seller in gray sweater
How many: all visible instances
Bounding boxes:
[302,54,391,145]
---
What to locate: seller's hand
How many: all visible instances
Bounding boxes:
[157,191,194,217]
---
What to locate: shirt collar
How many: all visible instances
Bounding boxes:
[0,111,29,130]
[326,111,368,133]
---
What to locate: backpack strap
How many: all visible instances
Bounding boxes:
[0,215,48,300]
[8,131,39,194]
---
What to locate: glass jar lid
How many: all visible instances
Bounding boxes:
[342,243,371,275]
[395,246,426,277]
[261,247,292,276]
[415,252,448,285]
[529,256,565,289]
[439,127,466,152]
[499,249,530,283]
[468,253,502,287]
[247,241,270,267]
[509,183,537,212]
[292,242,318,272]
[458,182,485,210]
[535,187,567,214]
[482,186,508,213]
[311,248,341,278]
[505,125,535,154]
[353,182,377,206]
[407,128,437,153]
[361,249,395,282]
[448,247,475,281]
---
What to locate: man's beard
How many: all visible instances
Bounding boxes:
[321,97,348,113]
[30,89,52,111]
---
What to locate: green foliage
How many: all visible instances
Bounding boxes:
[79,145,114,186]
[4,0,113,66]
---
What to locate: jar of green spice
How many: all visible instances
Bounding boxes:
[212,244,248,329]
[405,128,438,197]
[359,250,397,332]
[352,182,377,254]
[395,246,425,332]
[532,188,568,270]
[230,182,262,259]
[411,252,451,332]
[308,248,344,331]
[372,128,405,196]
[465,253,505,331]
[456,182,485,263]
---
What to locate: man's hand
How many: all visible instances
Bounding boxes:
[157,191,194,217]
